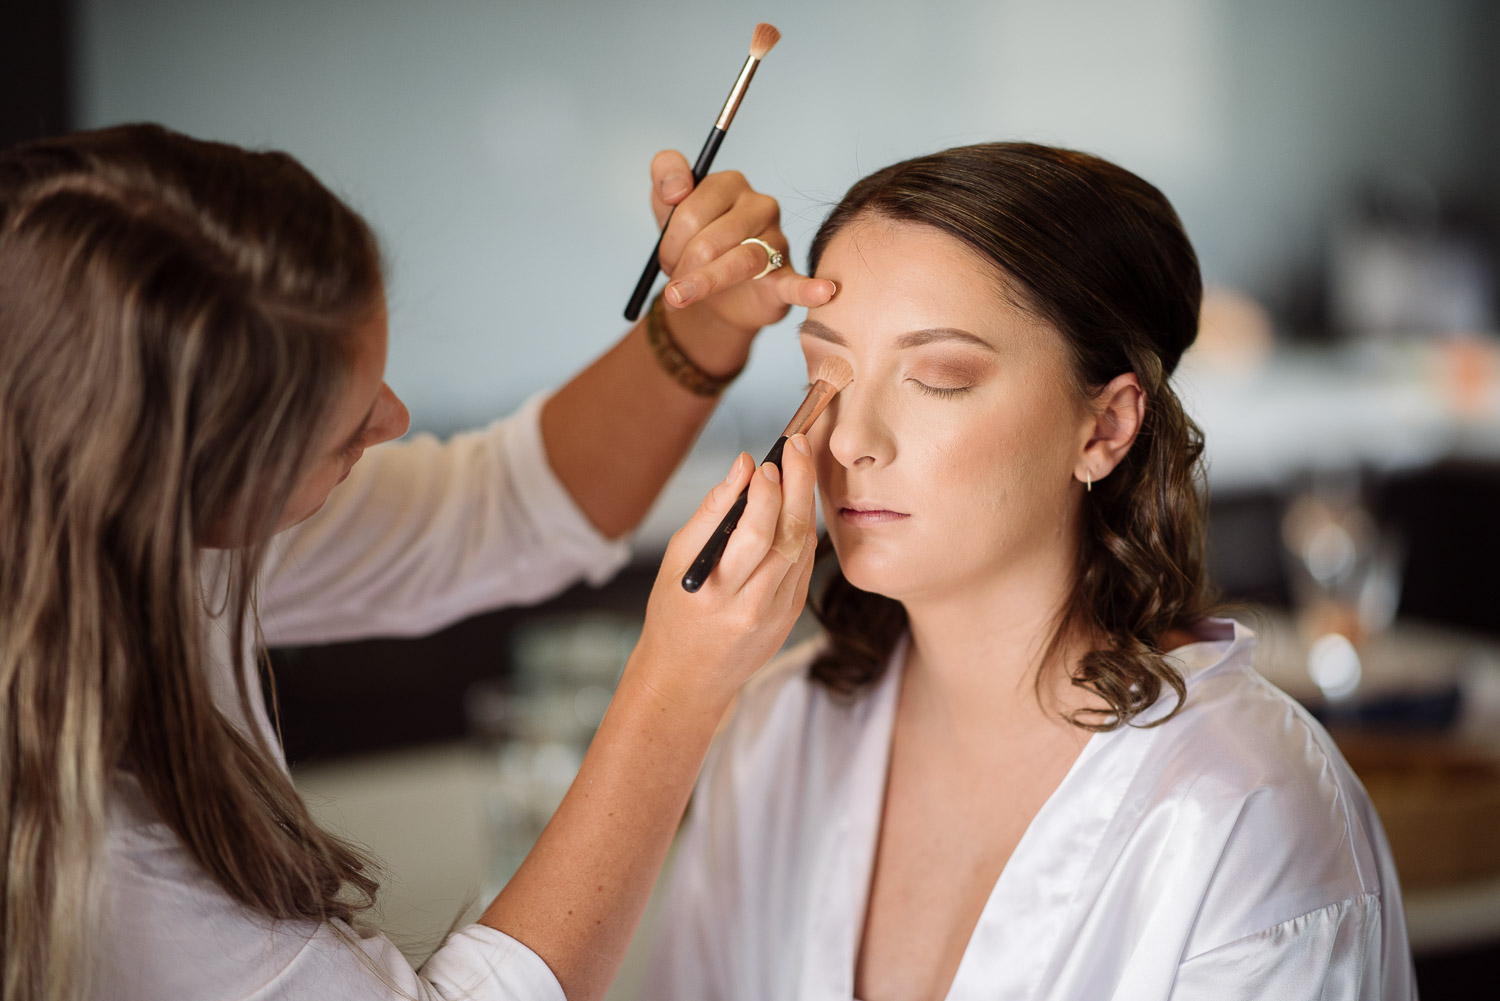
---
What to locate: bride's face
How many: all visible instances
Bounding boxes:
[801,215,1091,604]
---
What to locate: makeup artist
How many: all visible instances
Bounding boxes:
[0,123,829,1001]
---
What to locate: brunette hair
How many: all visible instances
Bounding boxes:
[808,142,1213,730]
[0,124,383,1001]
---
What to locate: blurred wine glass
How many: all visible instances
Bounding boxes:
[1281,473,1404,701]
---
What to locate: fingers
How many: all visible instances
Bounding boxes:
[669,249,840,311]
[658,171,776,279]
[650,164,839,326]
[714,434,817,598]
[650,150,695,226]
[770,435,816,565]
[765,270,839,309]
[772,523,818,615]
[665,452,753,565]
[664,233,784,308]
[753,435,818,606]
[711,457,784,593]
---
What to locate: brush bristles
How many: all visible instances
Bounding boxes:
[749,22,781,60]
[813,355,854,393]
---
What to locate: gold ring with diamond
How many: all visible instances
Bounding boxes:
[740,237,784,279]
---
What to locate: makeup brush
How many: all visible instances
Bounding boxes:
[682,354,853,593]
[624,22,782,322]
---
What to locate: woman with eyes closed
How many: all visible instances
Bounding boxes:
[642,143,1415,1001]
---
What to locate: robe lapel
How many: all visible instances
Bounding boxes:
[798,637,907,1001]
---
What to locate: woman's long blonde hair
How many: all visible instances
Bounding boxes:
[0,124,384,1001]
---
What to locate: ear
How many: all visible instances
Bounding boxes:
[1075,372,1144,489]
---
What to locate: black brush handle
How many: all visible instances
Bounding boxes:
[681,436,788,592]
[623,126,728,321]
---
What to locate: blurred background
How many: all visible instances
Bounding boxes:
[7,0,1498,995]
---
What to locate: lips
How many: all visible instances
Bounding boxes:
[837,502,910,526]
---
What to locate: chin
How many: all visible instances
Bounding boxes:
[276,495,330,533]
[831,541,922,602]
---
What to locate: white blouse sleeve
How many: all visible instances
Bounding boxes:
[95,778,565,1001]
[257,392,630,647]
[1169,894,1388,1001]
[104,910,566,1001]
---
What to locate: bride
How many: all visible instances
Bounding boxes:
[642,142,1413,1000]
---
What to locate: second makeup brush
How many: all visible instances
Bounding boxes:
[682,355,854,593]
[623,22,782,322]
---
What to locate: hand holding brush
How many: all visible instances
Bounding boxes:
[682,355,853,592]
[625,22,783,321]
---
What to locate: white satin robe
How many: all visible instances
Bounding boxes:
[642,619,1416,1000]
[90,394,627,1001]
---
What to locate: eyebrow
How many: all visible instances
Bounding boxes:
[798,318,997,353]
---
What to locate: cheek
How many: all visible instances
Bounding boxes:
[276,458,344,531]
[936,410,1084,571]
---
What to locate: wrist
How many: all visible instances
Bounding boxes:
[660,300,756,378]
[618,635,739,726]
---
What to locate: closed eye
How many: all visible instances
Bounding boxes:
[909,380,971,398]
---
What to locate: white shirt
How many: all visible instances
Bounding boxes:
[91,393,630,1001]
[643,619,1417,1000]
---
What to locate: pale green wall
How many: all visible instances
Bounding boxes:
[76,0,1496,436]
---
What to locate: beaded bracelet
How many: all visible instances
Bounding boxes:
[644,292,745,397]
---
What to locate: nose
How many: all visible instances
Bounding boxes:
[368,384,410,445]
[825,378,895,469]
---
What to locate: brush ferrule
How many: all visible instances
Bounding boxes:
[714,55,760,131]
[781,379,839,437]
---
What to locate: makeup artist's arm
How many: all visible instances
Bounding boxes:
[541,150,835,539]
[474,437,819,1001]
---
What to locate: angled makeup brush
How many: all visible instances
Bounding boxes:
[682,354,853,593]
[624,22,782,322]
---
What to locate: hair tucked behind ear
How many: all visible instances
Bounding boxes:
[807,142,1215,730]
[1063,346,1208,729]
[0,125,385,1001]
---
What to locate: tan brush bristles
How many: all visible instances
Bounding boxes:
[781,355,853,436]
[749,22,781,60]
[814,354,853,392]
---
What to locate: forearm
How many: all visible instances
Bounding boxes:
[477,650,730,1001]
[479,429,820,999]
[540,312,751,539]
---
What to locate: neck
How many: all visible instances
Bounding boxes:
[899,547,1093,730]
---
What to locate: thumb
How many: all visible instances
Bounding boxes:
[650,149,695,228]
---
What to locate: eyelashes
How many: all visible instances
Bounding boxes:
[910,380,971,399]
[801,378,973,398]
